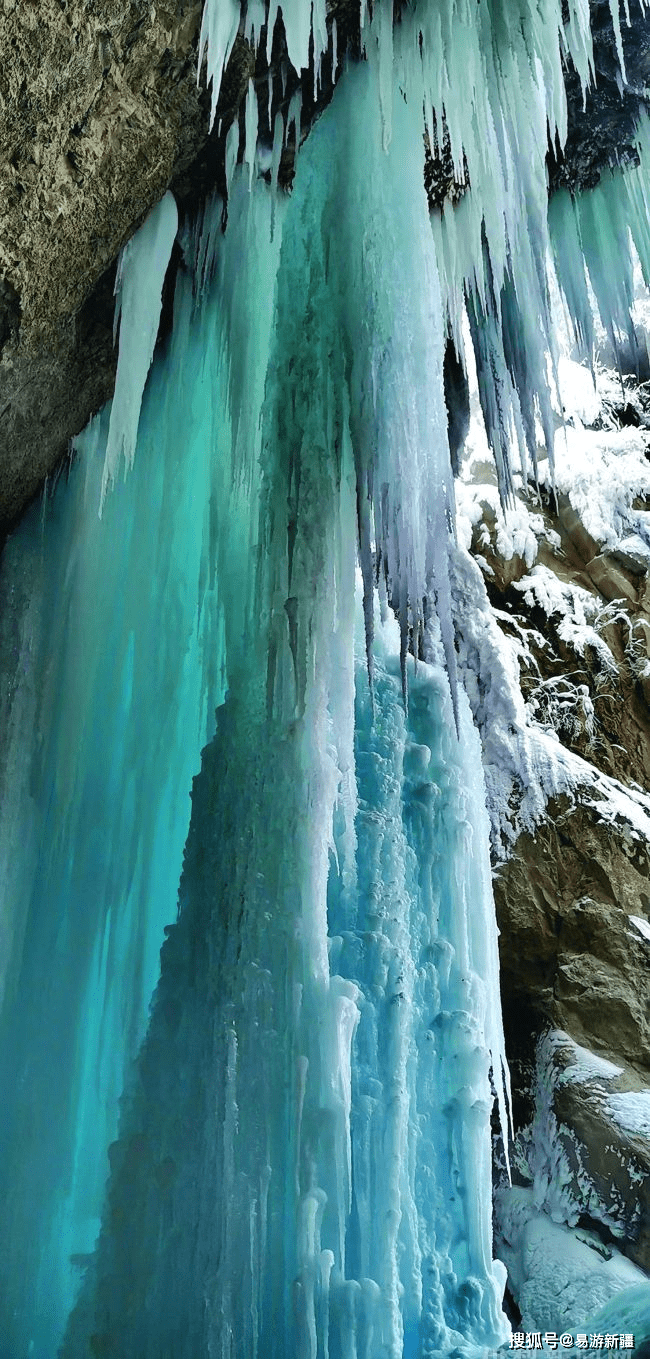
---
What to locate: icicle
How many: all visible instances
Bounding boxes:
[197,0,240,132]
[270,109,284,236]
[280,0,312,76]
[564,0,595,105]
[548,190,595,361]
[100,191,178,514]
[552,167,640,372]
[266,0,280,64]
[243,79,259,190]
[608,0,628,84]
[287,88,302,148]
[373,0,393,152]
[312,0,329,86]
[194,190,224,300]
[244,0,265,48]
[331,18,338,80]
[225,115,239,197]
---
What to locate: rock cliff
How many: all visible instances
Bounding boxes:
[455,358,650,1304]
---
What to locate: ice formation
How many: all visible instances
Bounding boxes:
[100,191,178,511]
[549,111,650,376]
[2,0,650,1356]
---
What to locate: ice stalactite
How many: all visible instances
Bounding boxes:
[549,112,650,375]
[100,192,178,512]
[194,0,616,503]
[198,0,241,131]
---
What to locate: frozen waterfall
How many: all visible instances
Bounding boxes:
[0,51,510,1359]
[2,0,649,1355]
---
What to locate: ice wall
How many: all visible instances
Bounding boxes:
[57,52,510,1359]
[0,179,280,1359]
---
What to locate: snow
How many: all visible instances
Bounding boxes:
[451,543,567,853]
[497,1187,646,1337]
[630,915,650,944]
[549,1032,624,1086]
[607,1093,650,1141]
[513,564,619,674]
[450,526,650,857]
[556,356,601,425]
[453,268,650,857]
[546,423,650,558]
[497,1034,648,1343]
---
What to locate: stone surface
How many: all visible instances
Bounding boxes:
[0,1,209,344]
[0,266,118,527]
[496,811,650,1081]
[501,1033,650,1277]
[0,0,208,532]
[487,521,650,1112]
[553,1045,650,1273]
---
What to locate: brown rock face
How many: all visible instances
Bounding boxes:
[496,807,650,1080]
[0,268,118,527]
[0,0,210,531]
[0,0,205,341]
[553,1057,650,1273]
